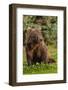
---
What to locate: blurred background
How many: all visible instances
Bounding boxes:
[23,15,57,47]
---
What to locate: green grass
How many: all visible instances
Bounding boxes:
[23,45,57,75]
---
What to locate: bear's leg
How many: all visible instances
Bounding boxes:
[43,54,49,64]
[46,55,49,64]
[26,52,33,66]
[27,58,32,66]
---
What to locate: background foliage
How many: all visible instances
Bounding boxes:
[23,15,57,47]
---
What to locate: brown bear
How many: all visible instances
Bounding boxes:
[25,27,55,66]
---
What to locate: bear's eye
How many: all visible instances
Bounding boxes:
[40,39,42,41]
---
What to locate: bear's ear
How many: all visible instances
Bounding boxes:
[38,29,42,35]
[27,27,32,31]
[26,27,32,35]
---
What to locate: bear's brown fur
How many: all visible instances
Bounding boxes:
[25,27,55,65]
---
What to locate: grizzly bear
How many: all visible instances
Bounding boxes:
[25,27,55,66]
